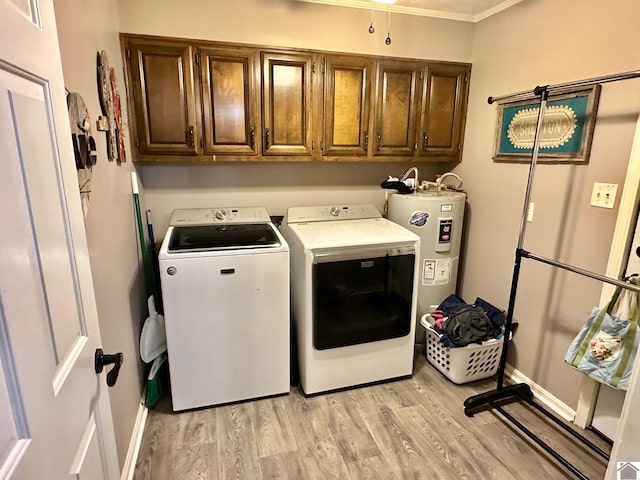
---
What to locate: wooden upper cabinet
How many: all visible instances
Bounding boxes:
[418,63,470,159]
[127,41,199,156]
[261,52,314,156]
[323,56,373,157]
[122,34,471,163]
[373,61,423,157]
[199,47,259,155]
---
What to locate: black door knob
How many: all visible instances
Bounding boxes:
[94,348,123,387]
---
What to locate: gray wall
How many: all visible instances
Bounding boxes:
[117,0,474,61]
[118,0,477,235]
[54,0,146,469]
[455,0,640,407]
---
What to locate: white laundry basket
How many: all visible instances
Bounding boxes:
[420,314,503,384]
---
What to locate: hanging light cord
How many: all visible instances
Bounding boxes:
[368,0,375,33]
[385,4,392,45]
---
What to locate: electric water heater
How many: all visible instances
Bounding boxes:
[387,191,466,341]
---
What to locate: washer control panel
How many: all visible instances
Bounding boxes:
[170,207,271,225]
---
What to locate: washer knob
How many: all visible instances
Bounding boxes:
[215,209,226,220]
[330,206,341,217]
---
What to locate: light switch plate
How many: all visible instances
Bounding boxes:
[590,183,618,209]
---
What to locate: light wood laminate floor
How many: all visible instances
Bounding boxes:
[134,349,610,479]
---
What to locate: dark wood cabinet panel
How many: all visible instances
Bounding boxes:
[373,61,423,157]
[127,41,198,155]
[418,63,470,159]
[261,52,314,156]
[199,47,259,155]
[121,34,470,163]
[373,61,470,161]
[323,56,373,156]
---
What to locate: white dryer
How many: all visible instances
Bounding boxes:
[159,207,289,411]
[280,204,420,395]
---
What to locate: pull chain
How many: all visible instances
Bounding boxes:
[385,5,391,45]
[368,0,375,33]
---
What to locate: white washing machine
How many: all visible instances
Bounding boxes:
[158,207,289,411]
[280,204,420,395]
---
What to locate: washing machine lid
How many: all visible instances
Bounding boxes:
[288,217,419,251]
[168,224,281,252]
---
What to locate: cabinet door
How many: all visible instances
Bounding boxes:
[261,52,314,156]
[418,63,470,159]
[128,41,199,155]
[200,47,259,155]
[323,56,373,157]
[373,61,423,157]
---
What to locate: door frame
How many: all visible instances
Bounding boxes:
[574,112,640,428]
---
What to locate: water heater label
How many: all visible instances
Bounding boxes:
[409,211,429,227]
[438,219,453,244]
[422,258,456,285]
[441,204,453,212]
[423,260,436,281]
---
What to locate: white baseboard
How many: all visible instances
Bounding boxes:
[505,364,576,422]
[121,397,148,480]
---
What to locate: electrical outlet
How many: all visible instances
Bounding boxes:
[590,183,618,209]
[527,202,534,222]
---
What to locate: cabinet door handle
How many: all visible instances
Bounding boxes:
[364,131,369,151]
[187,126,195,148]
[423,133,428,151]
[249,127,255,150]
[265,128,271,149]
[376,131,381,151]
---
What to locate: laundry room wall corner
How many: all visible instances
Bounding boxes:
[54,0,146,470]
[453,0,640,411]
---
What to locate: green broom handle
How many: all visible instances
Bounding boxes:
[131,172,153,297]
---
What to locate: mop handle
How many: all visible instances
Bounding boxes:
[131,172,153,297]
[146,209,163,312]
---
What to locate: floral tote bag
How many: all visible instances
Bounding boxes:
[564,277,640,390]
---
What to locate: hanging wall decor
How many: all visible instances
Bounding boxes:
[110,66,127,163]
[67,91,96,217]
[97,50,125,163]
[493,85,601,164]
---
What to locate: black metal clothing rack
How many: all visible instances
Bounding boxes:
[463,70,640,480]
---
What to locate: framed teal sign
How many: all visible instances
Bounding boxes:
[493,85,601,164]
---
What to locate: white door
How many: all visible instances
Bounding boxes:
[605,209,640,476]
[626,214,640,275]
[591,212,640,439]
[0,0,120,479]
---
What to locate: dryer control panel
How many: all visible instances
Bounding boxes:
[169,207,271,226]
[285,204,381,224]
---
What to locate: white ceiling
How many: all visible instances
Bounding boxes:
[296,0,524,22]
